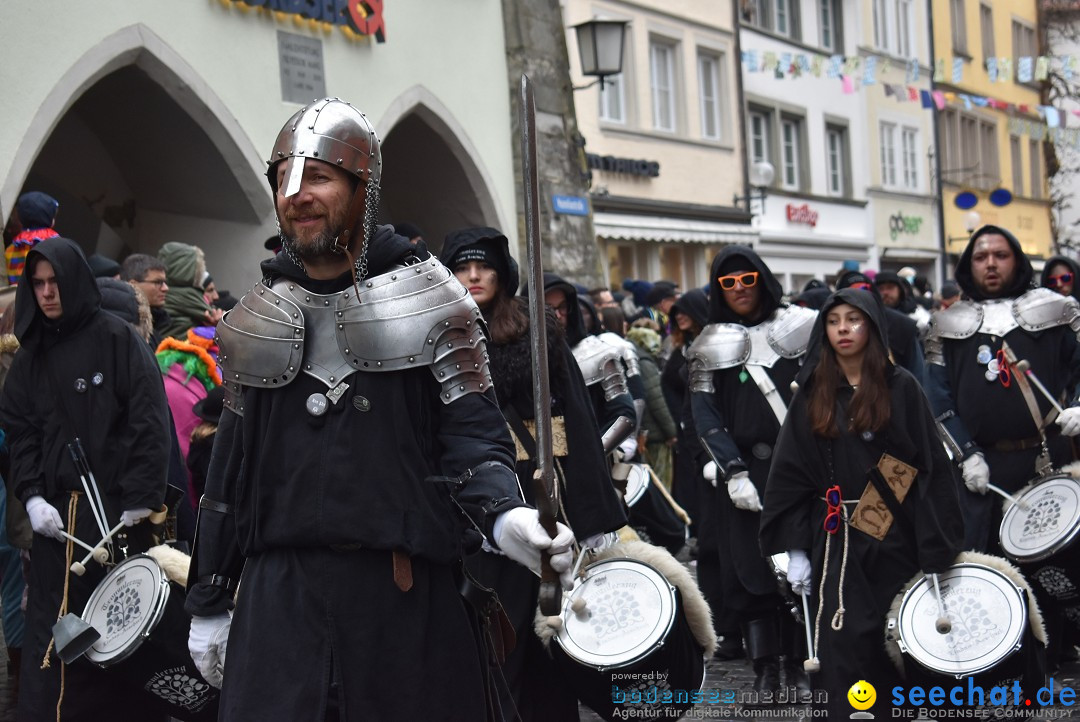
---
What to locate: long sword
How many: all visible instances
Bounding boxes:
[521,74,562,616]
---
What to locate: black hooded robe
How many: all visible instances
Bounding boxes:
[925,225,1080,552]
[186,228,527,721]
[692,246,800,614]
[442,227,627,722]
[0,238,170,722]
[760,288,964,721]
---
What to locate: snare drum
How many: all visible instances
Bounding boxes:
[551,550,707,721]
[885,560,1045,696]
[624,464,688,555]
[81,554,219,721]
[999,473,1080,605]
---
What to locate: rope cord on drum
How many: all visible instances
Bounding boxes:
[40,492,79,720]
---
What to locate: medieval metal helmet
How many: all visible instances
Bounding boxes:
[266,98,383,280]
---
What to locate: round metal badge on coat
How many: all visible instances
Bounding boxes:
[306,393,329,416]
[352,396,371,412]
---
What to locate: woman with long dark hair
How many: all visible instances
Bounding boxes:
[441,227,626,722]
[760,288,963,719]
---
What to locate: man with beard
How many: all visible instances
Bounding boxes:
[184,99,573,721]
[875,270,931,338]
[926,225,1080,553]
[687,246,817,693]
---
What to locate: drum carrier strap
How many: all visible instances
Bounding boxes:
[1000,341,1055,475]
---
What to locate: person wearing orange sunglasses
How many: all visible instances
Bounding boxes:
[688,246,817,696]
[761,288,964,721]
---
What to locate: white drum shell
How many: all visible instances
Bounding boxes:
[895,563,1026,678]
[555,558,677,670]
[623,464,650,507]
[1000,475,1080,564]
[81,555,171,667]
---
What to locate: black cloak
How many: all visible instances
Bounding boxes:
[761,289,963,719]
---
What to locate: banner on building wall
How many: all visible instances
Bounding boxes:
[219,0,386,43]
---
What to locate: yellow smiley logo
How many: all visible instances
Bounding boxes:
[848,680,876,710]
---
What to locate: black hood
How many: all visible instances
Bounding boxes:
[522,272,587,346]
[14,237,100,348]
[874,271,917,313]
[97,277,139,329]
[955,225,1033,301]
[1040,255,1080,303]
[670,288,710,329]
[259,224,418,287]
[578,294,603,336]
[798,287,890,386]
[794,287,831,310]
[439,226,519,297]
[707,245,783,324]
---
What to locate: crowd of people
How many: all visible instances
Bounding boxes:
[0,96,1079,722]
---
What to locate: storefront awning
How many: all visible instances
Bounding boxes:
[594,211,758,245]
[879,247,941,260]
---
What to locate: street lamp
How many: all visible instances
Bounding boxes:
[733,160,776,213]
[572,19,628,90]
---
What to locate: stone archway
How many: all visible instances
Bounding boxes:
[379,89,506,256]
[4,25,272,289]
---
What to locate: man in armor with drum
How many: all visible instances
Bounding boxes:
[184,98,574,721]
[688,246,816,694]
[926,224,1080,555]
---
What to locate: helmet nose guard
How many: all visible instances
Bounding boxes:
[266,98,382,196]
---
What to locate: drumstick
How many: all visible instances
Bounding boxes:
[70,521,125,576]
[800,593,820,673]
[931,573,951,634]
[987,483,1030,512]
[57,530,104,556]
[1014,360,1065,414]
[645,465,692,526]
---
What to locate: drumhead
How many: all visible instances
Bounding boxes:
[1000,475,1080,563]
[555,558,677,669]
[623,464,650,507]
[897,563,1025,677]
[82,554,171,666]
[770,552,789,577]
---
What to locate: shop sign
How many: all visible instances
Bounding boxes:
[888,212,924,240]
[586,154,660,178]
[785,203,818,227]
[552,195,589,216]
[237,0,385,43]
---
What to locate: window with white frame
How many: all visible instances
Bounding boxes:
[825,124,848,196]
[880,122,897,187]
[780,116,802,190]
[980,3,994,62]
[650,41,677,132]
[741,0,799,39]
[819,0,841,52]
[873,0,888,49]
[951,0,968,55]
[1010,135,1023,193]
[749,110,770,164]
[598,73,626,124]
[940,109,999,189]
[896,0,914,57]
[901,127,919,190]
[873,0,914,56]
[1013,21,1037,85]
[1029,139,1042,199]
[698,53,723,141]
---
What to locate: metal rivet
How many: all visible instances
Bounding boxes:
[445,393,451,399]
[329,376,335,382]
[456,364,461,370]
[427,275,433,280]
[391,275,397,281]
[376,361,382,367]
[338,324,343,329]
[337,312,343,317]
[293,313,299,319]
[337,158,344,164]
[444,321,450,327]
[459,385,465,391]
[305,364,311,370]
[367,282,374,287]
[439,372,445,378]
[289,366,295,371]
[275,300,280,305]
[262,378,268,383]
[427,339,433,345]
[305,296,311,302]
[289,284,295,290]
[408,357,415,363]
[324,300,330,306]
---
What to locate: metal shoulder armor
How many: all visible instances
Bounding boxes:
[930,300,983,340]
[338,258,490,404]
[766,305,817,359]
[573,335,629,401]
[598,331,641,378]
[685,324,749,393]
[1013,287,1080,334]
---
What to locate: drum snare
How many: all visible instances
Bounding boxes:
[999,473,1080,605]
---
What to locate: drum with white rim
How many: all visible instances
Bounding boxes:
[622,463,650,507]
[549,544,709,721]
[999,472,1080,605]
[82,554,219,721]
[622,464,688,555]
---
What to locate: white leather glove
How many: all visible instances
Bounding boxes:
[703,462,719,488]
[188,613,231,688]
[787,549,812,596]
[24,496,64,540]
[493,507,576,588]
[726,471,763,512]
[120,507,153,527]
[617,435,638,461]
[960,453,990,495]
[1058,407,1080,437]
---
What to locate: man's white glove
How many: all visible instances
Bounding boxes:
[960,453,990,495]
[188,613,231,688]
[726,471,763,512]
[493,507,576,588]
[1058,408,1080,437]
[787,549,812,596]
[25,496,64,540]
[617,435,638,461]
[703,462,719,488]
[120,507,153,527]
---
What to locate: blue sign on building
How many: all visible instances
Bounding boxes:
[552,195,589,216]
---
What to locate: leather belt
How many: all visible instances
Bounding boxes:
[991,436,1043,452]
